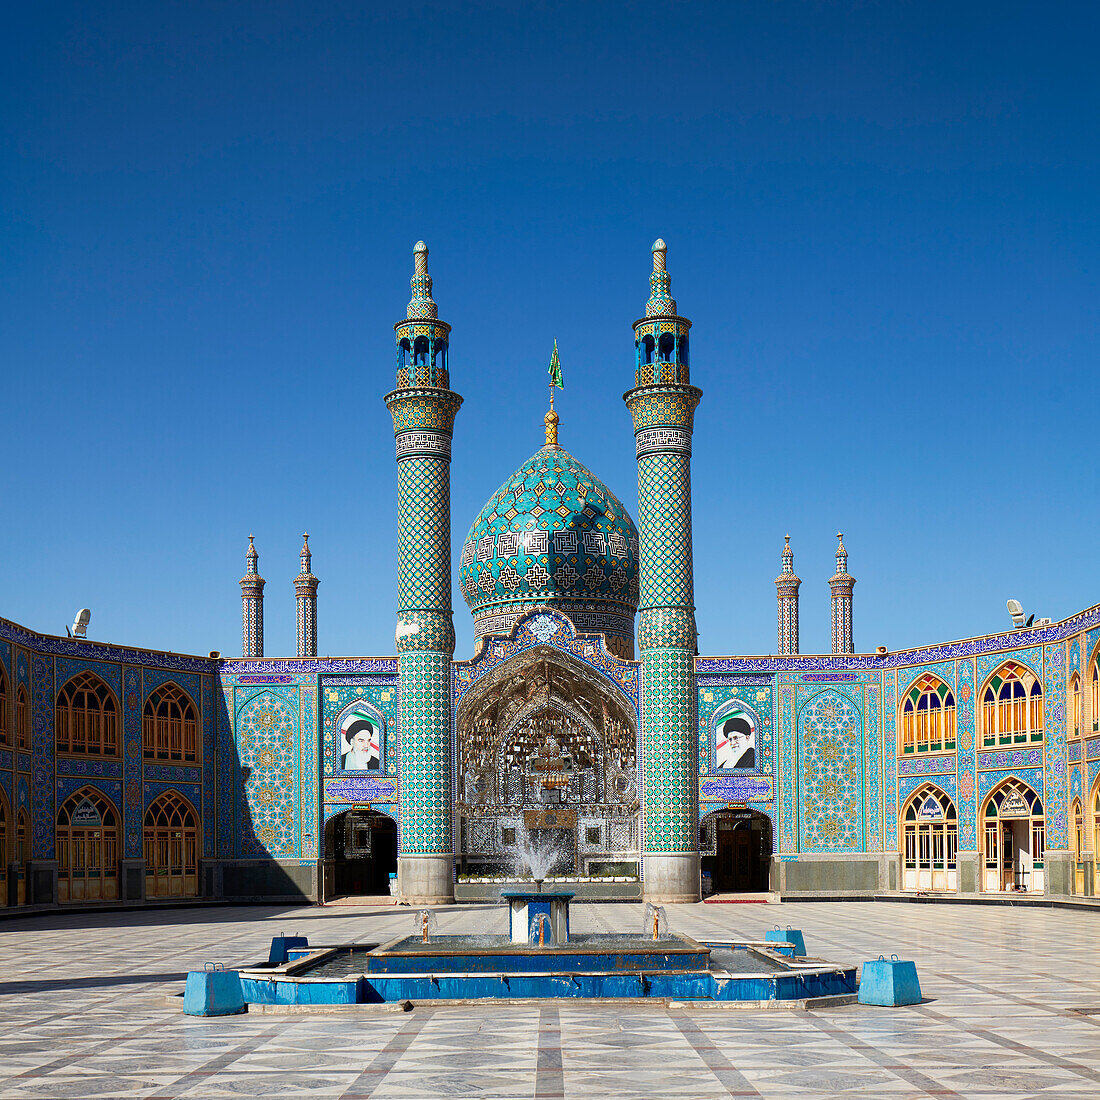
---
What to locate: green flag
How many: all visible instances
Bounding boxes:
[548,340,564,389]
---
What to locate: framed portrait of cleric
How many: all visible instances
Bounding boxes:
[713,699,759,772]
[337,700,386,773]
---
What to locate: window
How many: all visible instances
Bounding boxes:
[501,827,516,847]
[1070,673,1081,738]
[901,785,957,892]
[57,787,119,903]
[982,778,1044,893]
[1093,783,1100,887]
[16,686,28,751]
[585,826,602,846]
[55,672,119,756]
[142,683,198,762]
[0,666,8,746]
[1092,660,1099,732]
[144,791,199,898]
[980,661,1043,748]
[900,674,956,754]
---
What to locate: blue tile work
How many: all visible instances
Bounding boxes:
[865,679,882,851]
[300,680,318,860]
[796,687,865,851]
[899,773,957,810]
[1044,642,1068,848]
[234,686,301,858]
[977,645,1042,686]
[31,654,54,858]
[898,755,956,776]
[778,684,796,852]
[56,656,122,698]
[321,680,400,777]
[957,658,977,849]
[979,767,1043,807]
[123,668,142,857]
[884,670,897,850]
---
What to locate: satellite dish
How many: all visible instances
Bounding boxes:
[1006,599,1025,629]
[71,609,91,638]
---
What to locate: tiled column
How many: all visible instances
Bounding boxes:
[384,240,462,905]
[625,239,702,903]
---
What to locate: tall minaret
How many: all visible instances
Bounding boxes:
[239,534,265,658]
[384,241,462,905]
[830,532,855,654]
[294,533,319,658]
[624,239,703,904]
[775,535,801,655]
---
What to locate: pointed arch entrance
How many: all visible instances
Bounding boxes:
[456,645,639,880]
[323,809,398,898]
[982,777,1045,893]
[57,787,119,902]
[900,784,957,892]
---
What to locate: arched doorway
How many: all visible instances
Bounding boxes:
[325,809,397,897]
[900,784,957,892]
[57,787,119,902]
[144,791,200,898]
[0,792,8,907]
[455,646,639,881]
[982,778,1045,893]
[700,810,772,894]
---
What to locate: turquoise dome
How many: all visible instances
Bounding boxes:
[460,445,639,657]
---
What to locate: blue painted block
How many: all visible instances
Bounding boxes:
[268,935,309,965]
[183,970,245,1016]
[765,928,806,956]
[858,958,922,1006]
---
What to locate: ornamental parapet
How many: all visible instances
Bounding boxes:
[385,387,463,438]
[624,383,702,433]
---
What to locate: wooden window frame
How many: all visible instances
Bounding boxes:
[899,674,956,756]
[142,683,199,763]
[54,673,120,758]
[980,662,1044,749]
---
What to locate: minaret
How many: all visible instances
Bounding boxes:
[775,535,801,655]
[239,534,265,658]
[624,239,703,903]
[830,532,855,654]
[294,533,319,658]
[384,241,462,905]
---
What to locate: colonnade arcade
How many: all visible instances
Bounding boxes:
[455,646,639,880]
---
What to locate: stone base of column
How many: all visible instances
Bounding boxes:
[398,855,455,906]
[1043,849,1074,897]
[642,852,700,904]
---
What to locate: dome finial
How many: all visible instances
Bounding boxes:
[544,407,560,448]
[652,238,667,272]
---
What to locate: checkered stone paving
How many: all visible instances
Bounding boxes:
[3,901,1100,1098]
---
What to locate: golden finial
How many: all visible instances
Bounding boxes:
[544,407,560,448]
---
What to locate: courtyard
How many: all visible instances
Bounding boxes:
[0,901,1098,1098]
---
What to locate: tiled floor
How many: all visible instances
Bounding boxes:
[1,900,1099,1098]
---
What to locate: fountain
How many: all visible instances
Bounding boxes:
[230,827,858,1005]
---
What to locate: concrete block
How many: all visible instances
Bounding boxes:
[858,956,922,1006]
[765,927,806,956]
[183,970,245,1016]
[268,935,308,965]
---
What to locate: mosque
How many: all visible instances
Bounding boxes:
[2,240,1097,911]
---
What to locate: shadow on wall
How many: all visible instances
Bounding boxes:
[218,688,317,903]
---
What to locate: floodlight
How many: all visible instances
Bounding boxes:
[70,608,91,638]
[1006,600,1025,629]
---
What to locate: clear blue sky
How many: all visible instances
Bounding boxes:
[3,2,1097,659]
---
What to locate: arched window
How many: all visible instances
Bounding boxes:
[144,791,199,898]
[900,674,956,754]
[57,787,119,903]
[15,808,28,905]
[1092,659,1099,733]
[143,683,198,762]
[413,335,429,365]
[398,337,411,369]
[55,672,119,756]
[982,778,1044,893]
[641,334,655,365]
[16,685,28,751]
[657,332,675,362]
[901,784,957,891]
[1072,797,1085,895]
[0,665,8,746]
[1092,779,1100,892]
[1070,673,1081,738]
[980,661,1043,748]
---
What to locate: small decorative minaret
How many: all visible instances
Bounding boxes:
[239,534,265,658]
[625,238,702,904]
[294,533,319,657]
[384,241,462,905]
[830,532,855,654]
[775,535,801,655]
